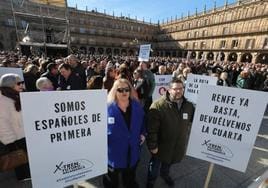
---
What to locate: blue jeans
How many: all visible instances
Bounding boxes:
[147,155,171,184]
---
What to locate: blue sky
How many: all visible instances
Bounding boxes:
[67,0,237,23]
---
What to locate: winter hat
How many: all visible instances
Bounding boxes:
[0,73,22,88]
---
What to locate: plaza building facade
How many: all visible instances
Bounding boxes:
[0,0,267,63]
[156,0,268,64]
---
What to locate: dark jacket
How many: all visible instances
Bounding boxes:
[146,92,194,164]
[58,73,85,90]
[107,99,145,168]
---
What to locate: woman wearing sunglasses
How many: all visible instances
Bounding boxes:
[103,78,146,188]
[0,73,30,181]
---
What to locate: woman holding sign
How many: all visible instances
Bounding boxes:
[103,78,146,188]
[0,73,30,181]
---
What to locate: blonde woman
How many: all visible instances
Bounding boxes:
[104,78,145,188]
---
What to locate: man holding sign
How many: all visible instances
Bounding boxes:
[146,78,195,188]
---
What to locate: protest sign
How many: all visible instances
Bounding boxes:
[0,67,24,80]
[20,90,107,188]
[138,44,151,62]
[186,85,268,172]
[152,74,172,101]
[184,74,217,104]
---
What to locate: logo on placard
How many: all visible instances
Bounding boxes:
[53,159,94,175]
[202,140,233,158]
[158,87,167,96]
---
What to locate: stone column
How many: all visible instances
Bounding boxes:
[213,52,218,61]
[252,52,258,64]
[237,52,242,63]
[196,51,200,60]
[224,52,229,62]
[202,51,208,60]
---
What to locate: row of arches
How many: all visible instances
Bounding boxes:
[71,46,138,56]
[156,50,268,64]
[70,46,267,64]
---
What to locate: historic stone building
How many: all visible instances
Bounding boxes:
[156,0,268,64]
[0,0,157,56]
[0,0,267,63]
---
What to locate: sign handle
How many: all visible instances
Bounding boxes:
[204,163,215,188]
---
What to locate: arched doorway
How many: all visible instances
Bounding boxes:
[219,52,225,61]
[256,53,268,64]
[165,51,171,57]
[121,49,127,56]
[190,51,196,59]
[106,48,112,55]
[114,48,120,55]
[207,52,214,60]
[88,47,95,55]
[0,42,3,50]
[177,51,183,58]
[79,46,87,54]
[98,48,104,55]
[241,53,252,63]
[228,52,238,61]
[198,51,204,59]
[182,51,187,58]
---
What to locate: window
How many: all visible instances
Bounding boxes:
[90,29,96,34]
[21,20,28,29]
[231,40,239,48]
[223,27,229,35]
[200,42,206,49]
[188,22,191,29]
[245,39,255,49]
[79,28,86,34]
[6,19,14,26]
[187,32,191,38]
[185,42,188,48]
[193,42,198,49]
[220,40,226,49]
[204,19,209,25]
[263,38,268,49]
[194,31,199,38]
[202,30,208,37]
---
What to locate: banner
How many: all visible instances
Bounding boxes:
[0,67,24,80]
[20,90,107,188]
[29,0,66,7]
[152,74,172,101]
[138,44,151,62]
[184,74,217,104]
[186,85,268,172]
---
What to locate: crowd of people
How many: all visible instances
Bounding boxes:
[0,50,267,188]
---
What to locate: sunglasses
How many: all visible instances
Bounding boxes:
[117,87,130,93]
[16,81,24,85]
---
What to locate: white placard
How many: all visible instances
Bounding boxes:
[186,85,268,172]
[138,44,151,62]
[20,90,107,188]
[0,67,24,80]
[152,74,172,101]
[184,74,217,104]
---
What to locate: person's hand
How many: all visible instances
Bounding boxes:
[150,148,158,154]
[140,134,145,145]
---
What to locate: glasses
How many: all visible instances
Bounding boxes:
[117,87,130,93]
[16,81,24,85]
